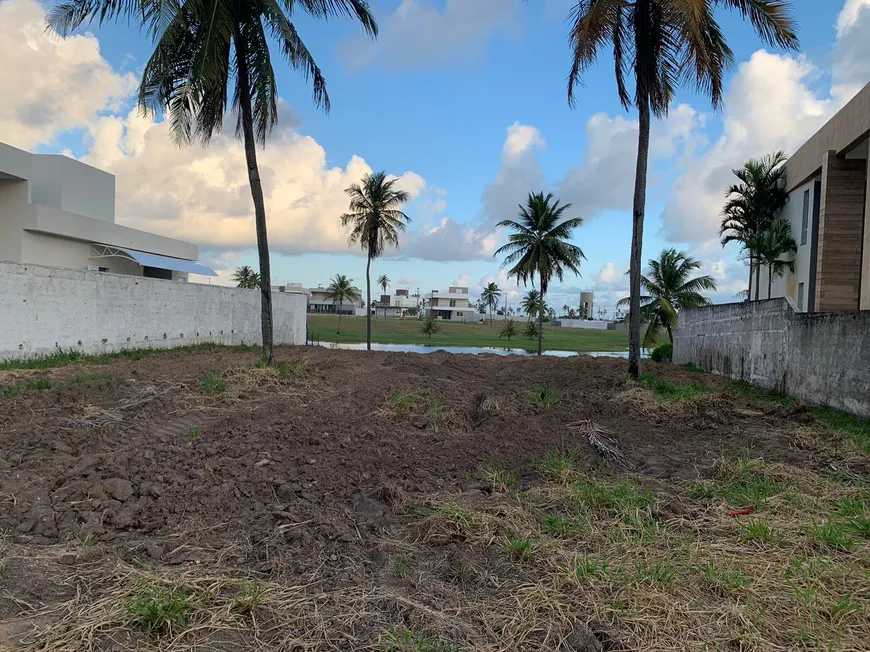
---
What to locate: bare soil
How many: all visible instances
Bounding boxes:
[1,347,866,651]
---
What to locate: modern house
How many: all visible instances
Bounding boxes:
[426,286,473,322]
[375,289,419,317]
[295,284,364,315]
[764,83,869,312]
[0,142,216,280]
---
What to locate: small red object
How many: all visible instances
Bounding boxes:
[727,507,755,517]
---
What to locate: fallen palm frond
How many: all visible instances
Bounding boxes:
[66,387,160,427]
[569,419,633,469]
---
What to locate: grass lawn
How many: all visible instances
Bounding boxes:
[307,314,629,352]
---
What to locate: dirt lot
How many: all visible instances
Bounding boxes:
[1,346,868,651]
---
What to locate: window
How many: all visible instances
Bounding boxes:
[797,282,805,311]
[449,299,456,307]
[800,189,809,245]
[456,312,463,317]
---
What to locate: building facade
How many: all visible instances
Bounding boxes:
[765,83,869,312]
[0,142,216,279]
[427,286,473,322]
[303,286,364,315]
[375,288,419,317]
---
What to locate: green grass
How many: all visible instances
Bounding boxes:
[0,377,54,398]
[125,581,197,635]
[543,514,585,538]
[186,427,199,439]
[634,561,677,585]
[803,521,856,552]
[381,627,461,652]
[481,462,517,493]
[538,448,580,483]
[0,343,259,372]
[307,314,628,352]
[727,380,795,406]
[502,536,534,562]
[527,387,559,408]
[565,555,609,579]
[740,519,778,544]
[199,371,228,394]
[811,407,870,454]
[229,583,266,615]
[641,375,711,402]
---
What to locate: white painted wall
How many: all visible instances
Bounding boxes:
[763,177,816,308]
[0,261,307,359]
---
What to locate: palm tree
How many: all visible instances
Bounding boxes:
[376,274,390,318]
[499,319,518,341]
[231,265,260,290]
[48,0,378,365]
[617,249,716,346]
[481,282,502,327]
[756,217,797,299]
[721,152,789,301]
[421,315,440,339]
[562,304,570,318]
[520,289,545,322]
[495,192,585,355]
[341,172,411,351]
[324,274,361,334]
[565,1,798,377]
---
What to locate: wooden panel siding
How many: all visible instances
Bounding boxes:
[814,151,867,311]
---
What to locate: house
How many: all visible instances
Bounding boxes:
[303,285,364,315]
[374,288,419,317]
[426,286,473,322]
[0,142,216,279]
[764,83,869,312]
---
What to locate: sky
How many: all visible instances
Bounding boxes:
[1,0,869,316]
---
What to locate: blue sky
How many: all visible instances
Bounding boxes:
[2,0,868,315]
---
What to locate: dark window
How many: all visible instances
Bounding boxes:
[800,189,809,245]
[798,283,805,311]
[143,266,172,280]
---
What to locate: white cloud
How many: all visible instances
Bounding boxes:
[659,50,841,243]
[0,0,137,149]
[83,108,427,256]
[594,262,625,288]
[482,122,546,222]
[832,0,870,100]
[338,0,521,70]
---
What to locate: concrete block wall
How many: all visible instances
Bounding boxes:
[674,298,870,418]
[0,261,307,360]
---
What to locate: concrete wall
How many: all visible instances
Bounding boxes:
[554,319,610,330]
[673,299,870,418]
[0,262,307,360]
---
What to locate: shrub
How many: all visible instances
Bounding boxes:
[499,319,518,341]
[523,321,539,340]
[650,342,673,362]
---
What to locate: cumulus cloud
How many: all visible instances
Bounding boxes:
[0,0,137,149]
[338,0,522,70]
[84,108,427,256]
[832,0,870,100]
[557,104,703,217]
[594,262,625,289]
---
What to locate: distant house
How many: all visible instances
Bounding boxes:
[426,286,473,322]
[375,288,419,317]
[764,82,869,312]
[298,285,364,315]
[0,141,216,280]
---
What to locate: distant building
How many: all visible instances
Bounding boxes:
[764,82,869,312]
[426,286,473,322]
[296,285,364,315]
[579,291,594,319]
[0,141,216,280]
[374,288,419,317]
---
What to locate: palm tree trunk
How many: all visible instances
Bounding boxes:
[365,256,372,351]
[768,264,773,299]
[234,33,273,364]
[537,294,544,356]
[667,324,673,343]
[747,255,753,302]
[754,257,761,301]
[628,95,651,379]
[337,306,343,334]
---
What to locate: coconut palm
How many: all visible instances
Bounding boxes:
[756,218,797,299]
[499,319,518,341]
[520,289,545,321]
[617,249,716,346]
[376,274,390,318]
[341,172,411,351]
[48,0,378,365]
[495,192,585,355]
[421,315,440,339]
[565,0,799,377]
[324,274,361,334]
[481,282,502,327]
[231,265,260,289]
[720,152,789,301]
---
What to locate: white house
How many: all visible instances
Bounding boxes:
[763,83,869,312]
[0,141,216,280]
[426,286,474,322]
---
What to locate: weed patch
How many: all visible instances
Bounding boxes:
[381,627,461,652]
[125,581,197,635]
[481,462,517,493]
[527,387,559,408]
[641,375,711,403]
[502,536,533,562]
[0,377,53,398]
[803,521,855,552]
